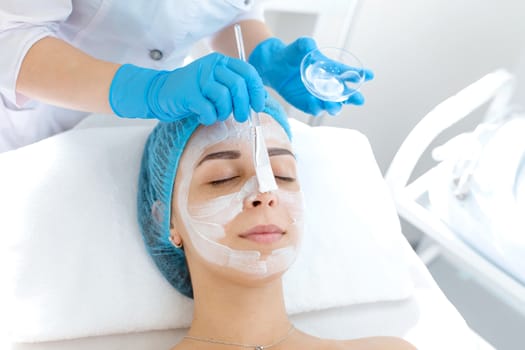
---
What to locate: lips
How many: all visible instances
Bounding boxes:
[239,224,285,244]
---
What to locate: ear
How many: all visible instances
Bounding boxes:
[169,221,183,247]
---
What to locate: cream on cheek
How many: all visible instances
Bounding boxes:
[175,118,305,277]
[188,176,258,240]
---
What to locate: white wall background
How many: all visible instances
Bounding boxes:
[324,0,525,174]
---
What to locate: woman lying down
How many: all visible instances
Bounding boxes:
[137,96,416,350]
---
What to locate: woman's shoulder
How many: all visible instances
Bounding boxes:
[340,336,417,350]
[293,331,416,350]
[294,330,416,350]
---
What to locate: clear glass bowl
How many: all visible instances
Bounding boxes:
[300,47,365,102]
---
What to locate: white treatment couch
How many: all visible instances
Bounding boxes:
[0,114,493,350]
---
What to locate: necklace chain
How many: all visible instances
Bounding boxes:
[184,324,295,350]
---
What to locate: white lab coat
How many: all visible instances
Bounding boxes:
[0,0,263,152]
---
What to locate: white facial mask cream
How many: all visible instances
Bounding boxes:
[175,117,304,277]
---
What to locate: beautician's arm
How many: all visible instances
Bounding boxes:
[210,20,272,59]
[17,21,271,114]
[16,36,119,113]
[17,34,266,124]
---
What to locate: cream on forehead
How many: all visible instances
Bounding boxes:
[185,114,289,162]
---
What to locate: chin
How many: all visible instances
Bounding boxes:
[229,266,290,287]
[202,244,298,287]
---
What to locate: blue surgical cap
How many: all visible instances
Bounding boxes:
[137,96,291,298]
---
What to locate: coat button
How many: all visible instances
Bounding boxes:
[149,49,163,61]
[244,0,251,4]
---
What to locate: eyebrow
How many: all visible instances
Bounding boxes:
[197,150,241,166]
[197,147,295,167]
[267,147,295,158]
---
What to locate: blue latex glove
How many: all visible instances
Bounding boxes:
[109,53,266,125]
[249,37,374,116]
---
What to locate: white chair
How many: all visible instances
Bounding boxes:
[385,69,525,316]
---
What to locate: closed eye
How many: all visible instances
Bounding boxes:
[211,175,294,186]
[275,175,296,182]
[209,176,240,186]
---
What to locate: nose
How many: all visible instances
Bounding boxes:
[245,191,278,209]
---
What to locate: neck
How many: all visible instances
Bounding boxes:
[186,269,292,345]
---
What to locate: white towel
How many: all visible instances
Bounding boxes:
[0,118,413,342]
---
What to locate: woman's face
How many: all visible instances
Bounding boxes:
[171,114,304,279]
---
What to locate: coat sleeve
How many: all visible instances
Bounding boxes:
[205,0,266,51]
[0,1,73,108]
